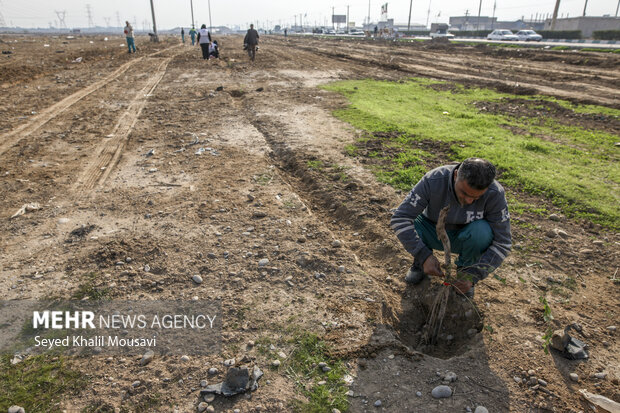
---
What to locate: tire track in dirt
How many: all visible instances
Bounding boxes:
[73,56,174,193]
[0,47,177,158]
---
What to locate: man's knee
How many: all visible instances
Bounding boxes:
[460,220,493,250]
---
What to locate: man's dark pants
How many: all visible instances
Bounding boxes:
[200,43,209,59]
[414,215,493,270]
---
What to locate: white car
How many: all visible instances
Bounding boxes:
[430,30,455,39]
[516,30,542,41]
[487,29,518,41]
[349,29,365,36]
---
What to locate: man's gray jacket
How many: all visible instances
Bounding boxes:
[244,29,259,45]
[390,164,512,282]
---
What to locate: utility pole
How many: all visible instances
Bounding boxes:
[103,17,111,27]
[208,0,212,32]
[0,0,6,28]
[426,0,432,28]
[86,4,94,28]
[190,0,195,28]
[476,0,482,31]
[407,0,413,31]
[368,0,371,25]
[616,0,619,17]
[149,0,159,42]
[332,7,335,29]
[115,11,121,27]
[582,0,588,16]
[491,0,496,29]
[346,5,349,33]
[550,0,561,30]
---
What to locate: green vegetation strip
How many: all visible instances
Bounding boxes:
[0,355,85,412]
[287,333,349,413]
[322,78,619,229]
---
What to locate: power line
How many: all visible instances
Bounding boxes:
[0,1,6,27]
[103,17,111,27]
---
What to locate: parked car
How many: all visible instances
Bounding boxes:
[430,29,455,39]
[516,30,542,41]
[486,29,518,41]
[349,29,365,36]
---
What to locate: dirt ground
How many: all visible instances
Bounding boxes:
[0,33,618,413]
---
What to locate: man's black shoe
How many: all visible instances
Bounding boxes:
[405,263,427,285]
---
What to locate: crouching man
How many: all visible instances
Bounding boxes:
[391,158,512,297]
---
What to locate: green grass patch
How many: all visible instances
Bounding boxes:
[72,272,109,300]
[0,355,86,412]
[322,78,620,229]
[287,333,349,413]
[307,160,324,170]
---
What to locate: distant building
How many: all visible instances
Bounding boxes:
[363,19,426,32]
[449,16,543,31]
[544,16,620,37]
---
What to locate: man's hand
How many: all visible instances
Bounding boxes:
[423,255,444,277]
[452,279,473,295]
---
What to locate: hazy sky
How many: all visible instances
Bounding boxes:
[2,0,618,29]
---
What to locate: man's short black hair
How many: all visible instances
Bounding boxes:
[458,158,496,190]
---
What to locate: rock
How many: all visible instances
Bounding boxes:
[201,380,208,387]
[322,366,332,372]
[331,240,342,248]
[258,258,269,268]
[513,376,521,384]
[337,266,345,273]
[181,355,190,362]
[548,213,562,221]
[271,359,281,367]
[551,329,569,351]
[197,402,208,412]
[592,240,604,246]
[443,371,457,382]
[208,368,218,375]
[474,407,489,413]
[252,211,267,218]
[538,379,547,386]
[545,229,558,238]
[607,326,617,332]
[332,409,342,413]
[579,248,594,255]
[277,351,287,359]
[374,400,382,407]
[224,358,235,367]
[203,393,215,402]
[594,372,607,379]
[529,376,538,386]
[570,373,579,382]
[132,380,141,387]
[431,385,452,398]
[416,391,422,397]
[556,229,568,238]
[467,328,478,336]
[206,406,215,413]
[192,274,203,284]
[8,407,25,413]
[140,350,154,366]
[57,217,70,224]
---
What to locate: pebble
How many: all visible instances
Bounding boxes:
[271,359,281,367]
[224,358,235,367]
[374,400,382,407]
[132,380,141,387]
[416,391,422,397]
[331,240,342,248]
[569,373,579,382]
[192,274,203,284]
[594,372,607,379]
[443,371,457,382]
[556,229,568,238]
[529,376,538,386]
[527,369,536,376]
[277,351,287,359]
[607,326,617,332]
[181,355,190,362]
[258,258,269,268]
[474,407,489,413]
[201,380,208,387]
[538,379,547,386]
[140,350,154,366]
[208,368,218,375]
[337,266,345,273]
[197,402,208,412]
[57,218,70,224]
[431,385,452,398]
[206,406,215,413]
[203,394,215,403]
[467,328,478,336]
[332,409,341,413]
[548,213,562,221]
[513,376,521,384]
[8,407,25,413]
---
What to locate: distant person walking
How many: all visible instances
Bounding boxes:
[181,27,185,43]
[284,28,287,38]
[197,24,212,60]
[189,26,197,45]
[124,21,136,53]
[244,24,259,61]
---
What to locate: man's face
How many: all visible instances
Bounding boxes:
[454,175,487,206]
